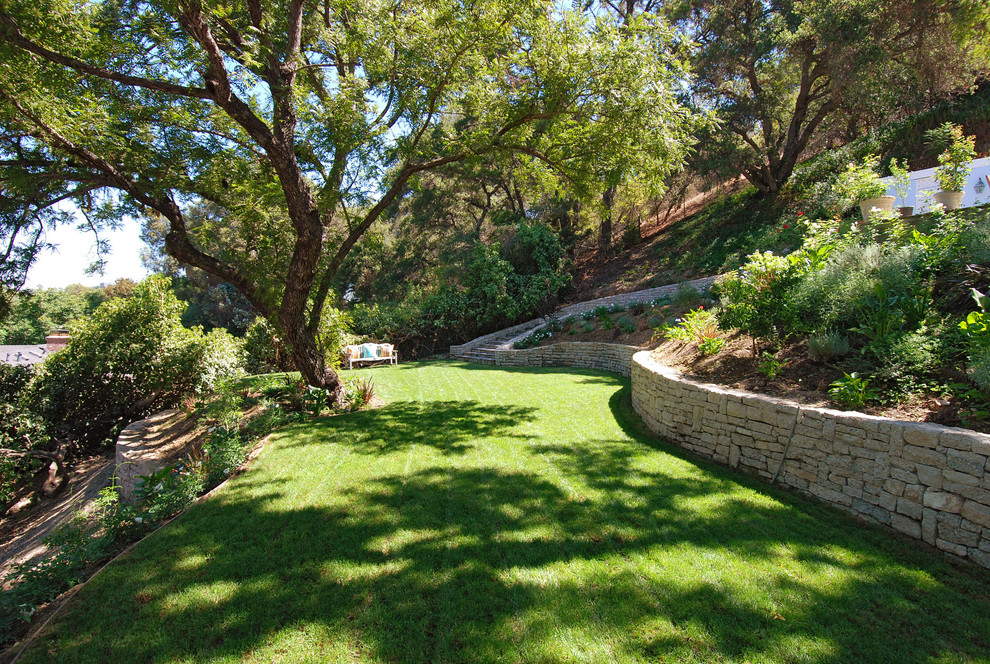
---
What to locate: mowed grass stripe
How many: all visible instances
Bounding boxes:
[17,360,990,664]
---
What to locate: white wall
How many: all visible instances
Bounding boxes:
[882,156,990,213]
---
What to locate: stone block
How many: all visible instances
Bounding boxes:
[970,549,990,569]
[923,490,964,513]
[943,469,980,487]
[901,445,945,468]
[915,464,943,489]
[896,497,923,520]
[946,449,985,477]
[938,522,980,548]
[890,513,922,538]
[853,498,890,524]
[903,484,924,503]
[879,491,898,512]
[900,422,941,449]
[889,468,918,484]
[961,500,990,529]
[922,508,938,545]
[936,538,969,557]
[726,401,747,419]
[940,430,980,451]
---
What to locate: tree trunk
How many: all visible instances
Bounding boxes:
[599,185,616,254]
[281,323,344,401]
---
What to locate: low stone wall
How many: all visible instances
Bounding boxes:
[115,409,191,503]
[631,351,990,569]
[494,342,639,377]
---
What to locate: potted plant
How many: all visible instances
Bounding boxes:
[933,123,976,211]
[889,157,913,216]
[836,155,894,222]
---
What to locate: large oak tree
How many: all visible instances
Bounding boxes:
[0,0,701,392]
[665,0,990,195]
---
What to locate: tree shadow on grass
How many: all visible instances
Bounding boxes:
[278,400,539,456]
[20,399,990,664]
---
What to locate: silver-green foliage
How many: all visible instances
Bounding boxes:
[807,332,851,362]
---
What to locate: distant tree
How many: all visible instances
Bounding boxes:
[102,277,138,300]
[0,0,702,395]
[0,287,89,344]
[664,0,990,195]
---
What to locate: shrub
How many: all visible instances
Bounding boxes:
[715,251,797,351]
[970,349,990,393]
[829,373,878,409]
[672,285,701,308]
[933,123,976,192]
[29,276,239,450]
[0,402,50,506]
[616,315,636,334]
[0,364,33,403]
[698,337,726,356]
[807,332,851,362]
[194,329,245,395]
[345,377,376,410]
[833,154,887,211]
[315,302,352,371]
[758,352,786,379]
[662,307,723,353]
[787,243,923,333]
[243,317,295,373]
[864,331,940,389]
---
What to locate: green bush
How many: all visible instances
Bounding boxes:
[787,243,923,334]
[807,332,851,363]
[0,402,50,505]
[194,329,245,395]
[834,155,887,211]
[29,276,241,450]
[864,331,940,389]
[829,372,878,409]
[243,317,295,374]
[714,251,797,350]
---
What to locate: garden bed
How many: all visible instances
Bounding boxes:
[650,334,989,433]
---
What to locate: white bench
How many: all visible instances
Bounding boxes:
[342,343,398,370]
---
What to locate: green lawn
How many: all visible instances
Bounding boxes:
[20,361,990,663]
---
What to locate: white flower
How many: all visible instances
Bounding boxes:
[134,517,143,524]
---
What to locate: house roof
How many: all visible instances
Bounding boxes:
[0,345,49,366]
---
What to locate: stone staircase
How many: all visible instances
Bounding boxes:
[450,317,546,364]
[450,275,721,364]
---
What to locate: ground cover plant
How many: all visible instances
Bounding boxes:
[656,204,990,429]
[513,292,711,350]
[12,361,990,663]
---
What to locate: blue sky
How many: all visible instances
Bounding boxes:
[25,219,149,289]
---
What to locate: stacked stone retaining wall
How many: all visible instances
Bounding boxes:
[631,351,990,568]
[494,342,639,377]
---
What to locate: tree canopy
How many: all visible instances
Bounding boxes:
[0,0,702,389]
[666,0,990,195]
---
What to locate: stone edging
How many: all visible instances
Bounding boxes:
[630,351,990,569]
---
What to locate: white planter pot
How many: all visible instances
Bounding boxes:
[933,190,964,211]
[859,195,896,222]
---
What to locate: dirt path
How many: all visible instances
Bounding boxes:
[0,455,115,577]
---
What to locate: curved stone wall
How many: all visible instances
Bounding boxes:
[631,351,990,568]
[494,342,639,377]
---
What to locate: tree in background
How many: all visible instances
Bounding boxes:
[665,0,990,195]
[0,0,702,395]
